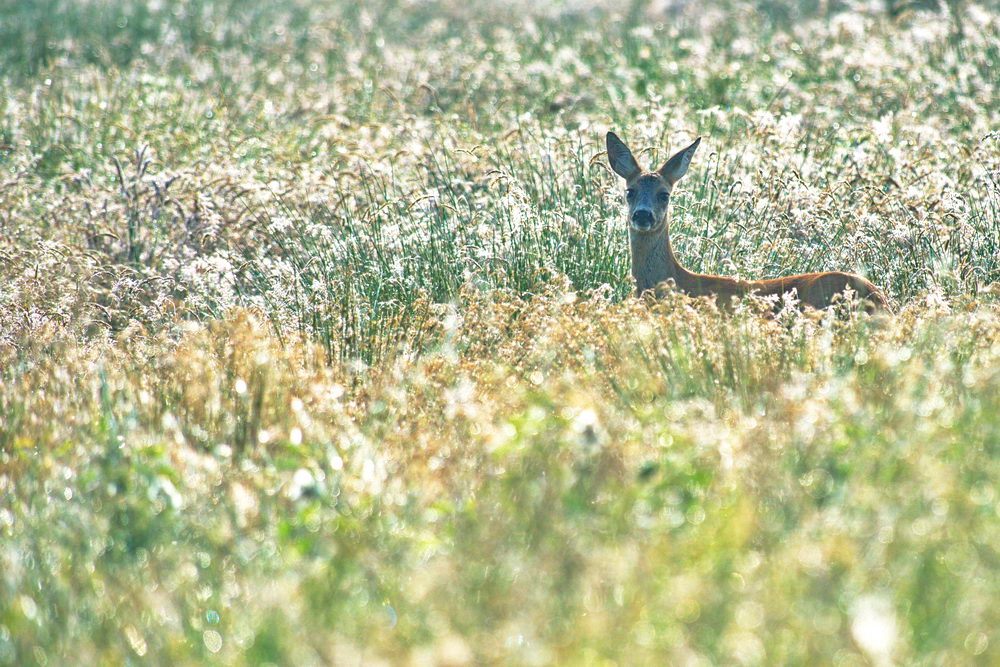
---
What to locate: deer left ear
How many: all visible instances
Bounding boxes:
[606,132,641,180]
[658,137,701,184]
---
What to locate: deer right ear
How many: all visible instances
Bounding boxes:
[606,132,641,180]
[658,137,701,185]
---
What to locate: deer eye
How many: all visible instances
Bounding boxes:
[625,189,636,199]
[657,192,670,202]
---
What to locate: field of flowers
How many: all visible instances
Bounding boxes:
[2,0,1000,663]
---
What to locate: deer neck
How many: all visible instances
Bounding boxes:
[629,225,692,295]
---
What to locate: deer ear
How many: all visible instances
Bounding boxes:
[658,137,701,184]
[606,132,640,180]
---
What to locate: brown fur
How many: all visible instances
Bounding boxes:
[680,271,890,312]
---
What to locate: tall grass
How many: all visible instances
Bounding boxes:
[4,297,1000,663]
[2,0,1000,663]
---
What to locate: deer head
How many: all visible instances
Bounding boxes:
[606,132,701,232]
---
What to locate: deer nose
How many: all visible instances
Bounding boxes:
[631,209,654,230]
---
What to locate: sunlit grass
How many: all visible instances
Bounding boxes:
[2,0,1000,663]
[4,296,1000,663]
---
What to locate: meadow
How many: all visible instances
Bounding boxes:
[2,0,1000,663]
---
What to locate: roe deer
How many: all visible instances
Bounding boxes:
[606,131,890,312]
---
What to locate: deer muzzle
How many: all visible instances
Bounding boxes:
[631,209,655,231]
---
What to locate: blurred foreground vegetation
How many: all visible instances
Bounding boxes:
[2,0,1000,663]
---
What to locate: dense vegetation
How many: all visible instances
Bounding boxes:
[2,0,999,663]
